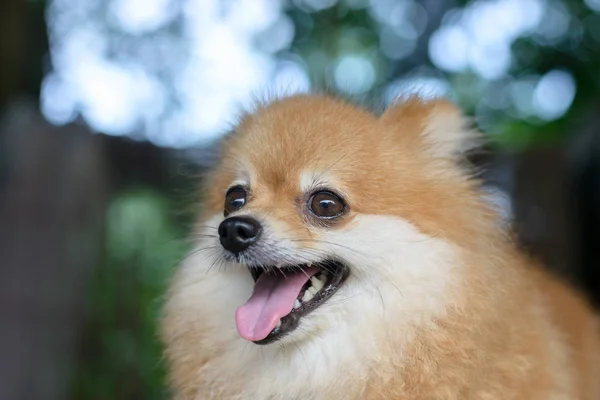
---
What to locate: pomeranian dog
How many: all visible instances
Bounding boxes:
[160,94,600,399]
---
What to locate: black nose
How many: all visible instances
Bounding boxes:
[218,216,262,254]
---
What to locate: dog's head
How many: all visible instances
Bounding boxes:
[162,94,496,384]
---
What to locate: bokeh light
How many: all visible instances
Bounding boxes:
[41,0,585,149]
[42,0,310,148]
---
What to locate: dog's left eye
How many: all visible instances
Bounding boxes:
[309,191,345,219]
[224,186,248,216]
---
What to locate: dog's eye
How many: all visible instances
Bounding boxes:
[224,186,248,216]
[309,191,345,219]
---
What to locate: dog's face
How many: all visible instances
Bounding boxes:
[162,95,493,395]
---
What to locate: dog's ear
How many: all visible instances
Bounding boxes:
[380,97,482,159]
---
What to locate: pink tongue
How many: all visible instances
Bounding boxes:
[235,267,319,341]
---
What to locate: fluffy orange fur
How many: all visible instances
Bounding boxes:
[161,94,600,399]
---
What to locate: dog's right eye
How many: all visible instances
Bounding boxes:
[224,186,248,216]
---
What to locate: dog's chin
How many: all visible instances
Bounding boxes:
[232,257,351,345]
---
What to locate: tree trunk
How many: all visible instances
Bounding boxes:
[0,100,109,400]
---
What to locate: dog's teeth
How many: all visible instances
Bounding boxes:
[310,276,324,292]
[307,286,318,295]
[302,290,314,302]
[276,320,282,328]
[293,300,301,309]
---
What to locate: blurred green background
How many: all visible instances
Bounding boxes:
[1,0,599,399]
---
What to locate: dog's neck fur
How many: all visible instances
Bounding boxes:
[163,240,577,400]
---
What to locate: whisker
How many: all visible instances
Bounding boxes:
[182,244,221,261]
[286,238,375,259]
[314,150,353,182]
[294,265,313,280]
[376,286,387,318]
[188,233,219,238]
[206,255,226,276]
[291,338,309,370]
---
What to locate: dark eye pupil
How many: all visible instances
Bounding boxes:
[319,199,334,209]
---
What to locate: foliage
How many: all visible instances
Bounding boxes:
[69,189,188,400]
[284,0,600,149]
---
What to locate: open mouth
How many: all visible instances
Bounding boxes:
[234,260,350,345]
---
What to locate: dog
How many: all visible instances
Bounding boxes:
[160,94,600,399]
